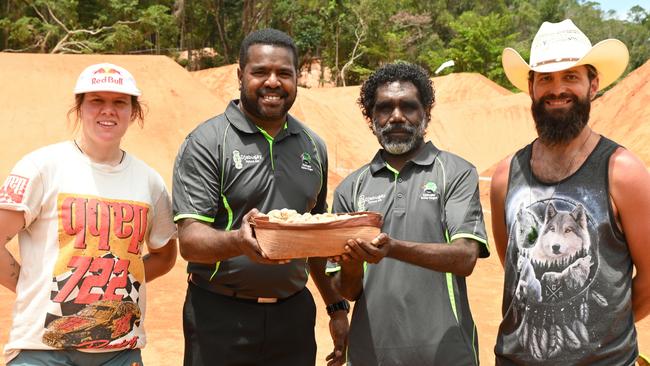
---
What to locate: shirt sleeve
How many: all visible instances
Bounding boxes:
[443,167,490,258]
[172,132,221,223]
[147,180,178,250]
[332,189,353,214]
[327,178,357,274]
[310,137,328,215]
[332,173,357,214]
[0,155,44,227]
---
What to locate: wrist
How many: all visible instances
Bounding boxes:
[326,299,350,316]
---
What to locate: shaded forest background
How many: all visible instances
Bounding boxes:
[1,0,648,89]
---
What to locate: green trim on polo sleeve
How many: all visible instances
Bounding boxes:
[173,213,215,223]
[324,262,368,274]
[639,354,649,363]
[449,233,489,251]
[326,264,341,274]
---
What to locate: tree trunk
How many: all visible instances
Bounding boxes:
[213,0,230,64]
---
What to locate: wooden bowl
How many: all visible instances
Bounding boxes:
[250,212,383,259]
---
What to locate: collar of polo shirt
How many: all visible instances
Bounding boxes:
[226,100,302,136]
[370,141,440,174]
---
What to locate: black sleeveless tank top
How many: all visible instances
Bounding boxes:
[495,136,638,365]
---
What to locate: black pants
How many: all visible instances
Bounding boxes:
[183,282,317,366]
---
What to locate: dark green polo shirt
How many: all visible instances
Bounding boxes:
[332,141,489,365]
[172,100,328,298]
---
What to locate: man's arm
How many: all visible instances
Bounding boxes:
[308,257,348,366]
[144,239,178,282]
[178,209,282,265]
[609,148,650,321]
[333,261,364,301]
[490,156,513,267]
[309,258,346,306]
[387,237,480,277]
[0,209,25,292]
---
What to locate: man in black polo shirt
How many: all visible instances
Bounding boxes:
[172,29,348,366]
[330,63,490,365]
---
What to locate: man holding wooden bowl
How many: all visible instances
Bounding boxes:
[172,29,348,366]
[329,62,490,365]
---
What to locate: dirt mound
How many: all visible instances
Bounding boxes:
[591,60,650,164]
[191,63,239,105]
[1,55,648,366]
[480,59,650,177]
[192,65,534,173]
[0,53,221,185]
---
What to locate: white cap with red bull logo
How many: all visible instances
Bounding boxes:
[74,63,141,96]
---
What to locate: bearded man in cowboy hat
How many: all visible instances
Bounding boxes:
[490,19,650,365]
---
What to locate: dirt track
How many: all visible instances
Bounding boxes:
[1,54,649,365]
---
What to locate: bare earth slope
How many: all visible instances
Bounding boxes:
[591,60,650,164]
[1,55,648,365]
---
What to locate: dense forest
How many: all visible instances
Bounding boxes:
[1,0,648,89]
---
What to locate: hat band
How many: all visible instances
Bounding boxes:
[531,57,580,68]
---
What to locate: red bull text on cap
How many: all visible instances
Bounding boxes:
[74,63,141,96]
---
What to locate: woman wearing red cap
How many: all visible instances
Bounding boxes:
[0,63,177,365]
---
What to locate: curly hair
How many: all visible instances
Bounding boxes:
[239,28,298,71]
[358,62,435,122]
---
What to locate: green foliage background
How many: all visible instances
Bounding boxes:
[1,0,648,89]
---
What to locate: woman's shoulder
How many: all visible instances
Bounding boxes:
[21,141,75,166]
[124,153,167,187]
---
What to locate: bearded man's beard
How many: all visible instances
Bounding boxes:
[532,92,591,145]
[372,119,427,155]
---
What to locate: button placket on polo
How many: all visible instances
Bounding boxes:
[394,173,407,211]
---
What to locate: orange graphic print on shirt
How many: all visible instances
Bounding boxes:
[43,194,150,350]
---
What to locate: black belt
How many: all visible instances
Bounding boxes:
[188,273,297,304]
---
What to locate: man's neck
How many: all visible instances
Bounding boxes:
[238,101,286,138]
[381,142,425,172]
[531,127,599,183]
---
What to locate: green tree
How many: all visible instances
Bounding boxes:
[443,11,517,86]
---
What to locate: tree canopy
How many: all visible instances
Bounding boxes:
[1,0,648,89]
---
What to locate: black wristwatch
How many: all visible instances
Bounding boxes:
[326,299,350,315]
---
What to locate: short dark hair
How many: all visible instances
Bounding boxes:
[358,63,435,122]
[239,28,298,70]
[528,64,598,83]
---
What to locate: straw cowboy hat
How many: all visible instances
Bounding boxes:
[502,19,629,93]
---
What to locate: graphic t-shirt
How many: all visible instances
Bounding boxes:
[1,141,176,363]
[495,137,638,365]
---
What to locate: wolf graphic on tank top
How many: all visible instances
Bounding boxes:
[496,137,638,365]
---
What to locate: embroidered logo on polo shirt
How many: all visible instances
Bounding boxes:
[232,150,262,169]
[357,194,385,211]
[300,152,314,172]
[420,181,439,200]
[233,150,243,169]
